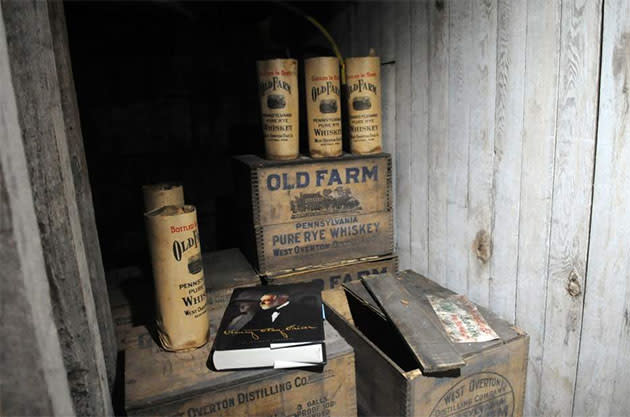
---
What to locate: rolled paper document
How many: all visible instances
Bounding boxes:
[145,205,209,351]
[256,58,300,160]
[142,183,184,212]
[345,55,383,155]
[305,57,343,158]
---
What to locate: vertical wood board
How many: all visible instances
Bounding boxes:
[47,0,117,384]
[514,1,561,415]
[539,0,602,414]
[394,0,412,269]
[410,0,429,275]
[574,0,630,415]
[446,0,472,296]
[0,7,74,414]
[490,0,527,322]
[427,0,449,288]
[1,1,113,414]
[465,0,497,308]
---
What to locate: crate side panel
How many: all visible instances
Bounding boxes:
[256,155,391,225]
[258,211,393,273]
[127,352,357,417]
[411,335,529,417]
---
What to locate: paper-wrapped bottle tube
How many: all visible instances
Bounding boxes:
[345,56,383,154]
[256,58,299,160]
[142,183,184,212]
[145,205,209,351]
[305,57,342,158]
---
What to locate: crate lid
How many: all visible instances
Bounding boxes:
[124,321,352,412]
[343,270,522,372]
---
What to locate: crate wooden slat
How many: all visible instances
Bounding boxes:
[264,254,398,290]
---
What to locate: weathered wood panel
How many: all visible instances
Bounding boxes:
[514,1,561,415]
[446,0,471,296]
[490,0,526,322]
[538,0,602,414]
[465,0,496,308]
[574,1,630,415]
[427,0,449,288]
[369,0,616,415]
[394,1,412,269]
[2,1,113,414]
[47,0,117,385]
[409,0,429,275]
[0,9,74,414]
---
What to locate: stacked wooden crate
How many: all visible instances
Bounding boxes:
[125,321,357,416]
[326,270,529,417]
[233,153,397,288]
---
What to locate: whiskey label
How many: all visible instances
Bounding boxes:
[305,57,342,158]
[145,205,209,351]
[257,59,299,160]
[346,57,382,155]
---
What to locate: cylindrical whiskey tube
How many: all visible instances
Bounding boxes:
[145,205,209,351]
[142,183,184,212]
[305,57,342,158]
[256,58,299,160]
[345,56,382,154]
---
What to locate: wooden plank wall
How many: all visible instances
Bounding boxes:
[574,0,630,415]
[1,1,115,415]
[47,0,117,386]
[0,7,75,415]
[332,0,629,415]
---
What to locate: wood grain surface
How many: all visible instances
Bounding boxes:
[574,1,630,414]
[2,1,112,414]
[362,274,465,372]
[0,6,74,414]
[329,2,618,415]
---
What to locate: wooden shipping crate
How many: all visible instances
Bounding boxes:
[234,153,393,274]
[109,248,260,349]
[263,255,398,290]
[324,271,529,417]
[124,321,357,417]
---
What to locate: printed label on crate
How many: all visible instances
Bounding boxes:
[256,157,389,225]
[429,372,514,417]
[427,295,499,343]
[259,212,392,272]
[270,257,396,289]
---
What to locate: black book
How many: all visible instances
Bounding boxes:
[210,282,326,370]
